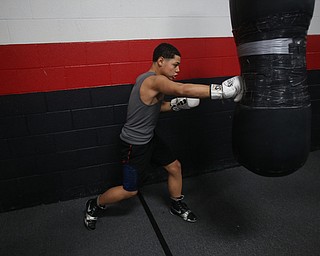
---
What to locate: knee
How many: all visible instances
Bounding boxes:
[166,160,182,176]
[123,189,138,199]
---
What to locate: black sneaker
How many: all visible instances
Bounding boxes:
[84,198,104,230]
[169,196,197,223]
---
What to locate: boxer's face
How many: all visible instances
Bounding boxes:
[160,55,181,80]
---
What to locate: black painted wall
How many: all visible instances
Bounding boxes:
[309,71,320,150]
[1,72,320,212]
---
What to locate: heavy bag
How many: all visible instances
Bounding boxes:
[230,0,315,176]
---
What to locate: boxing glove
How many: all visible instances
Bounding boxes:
[170,97,200,111]
[210,76,244,102]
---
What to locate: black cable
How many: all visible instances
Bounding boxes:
[138,192,173,256]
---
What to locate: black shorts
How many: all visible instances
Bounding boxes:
[120,133,176,191]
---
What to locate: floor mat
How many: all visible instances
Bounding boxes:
[141,150,320,256]
[0,196,165,256]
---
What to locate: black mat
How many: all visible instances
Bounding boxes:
[0,196,164,256]
[141,150,320,256]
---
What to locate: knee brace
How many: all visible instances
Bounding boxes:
[122,164,138,191]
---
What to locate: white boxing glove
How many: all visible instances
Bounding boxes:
[170,97,200,111]
[210,76,244,102]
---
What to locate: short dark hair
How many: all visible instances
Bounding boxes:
[152,43,181,62]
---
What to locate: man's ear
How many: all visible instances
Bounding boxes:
[157,57,165,67]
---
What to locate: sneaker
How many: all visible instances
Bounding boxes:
[169,196,197,223]
[84,198,103,230]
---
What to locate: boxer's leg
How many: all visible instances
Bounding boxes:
[152,134,197,222]
[163,160,197,223]
[84,174,139,231]
[165,160,182,198]
[84,141,145,231]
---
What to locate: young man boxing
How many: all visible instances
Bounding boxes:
[84,43,243,230]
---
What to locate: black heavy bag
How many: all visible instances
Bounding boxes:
[230,0,315,176]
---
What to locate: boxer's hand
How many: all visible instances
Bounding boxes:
[210,76,244,102]
[170,97,200,111]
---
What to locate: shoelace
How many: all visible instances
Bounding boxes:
[175,200,190,213]
[86,213,98,221]
[87,201,100,217]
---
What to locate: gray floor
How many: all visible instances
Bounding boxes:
[1,150,320,256]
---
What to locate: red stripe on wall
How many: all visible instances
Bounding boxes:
[0,36,319,96]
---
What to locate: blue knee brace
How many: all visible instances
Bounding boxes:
[122,164,138,191]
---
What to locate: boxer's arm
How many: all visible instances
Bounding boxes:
[160,101,172,112]
[151,75,244,102]
[152,75,210,98]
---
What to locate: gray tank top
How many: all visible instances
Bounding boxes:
[120,72,162,145]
